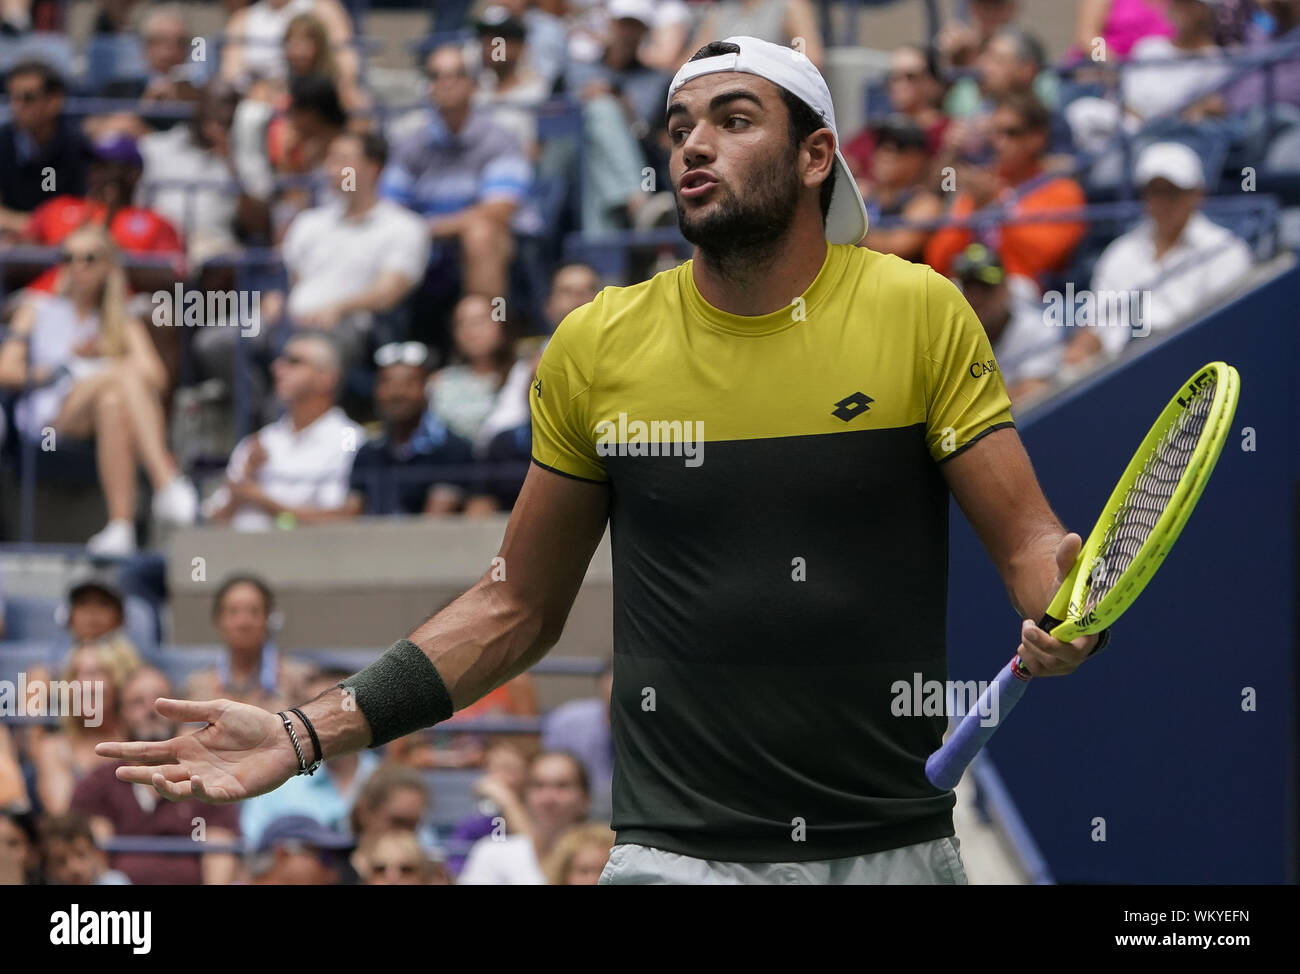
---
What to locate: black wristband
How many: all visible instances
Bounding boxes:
[339,638,454,748]
[290,706,322,765]
[1088,627,1111,656]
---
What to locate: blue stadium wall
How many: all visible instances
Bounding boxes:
[945,264,1300,884]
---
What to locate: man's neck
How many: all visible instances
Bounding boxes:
[441,106,469,134]
[288,396,332,432]
[691,218,828,318]
[343,187,378,217]
[386,415,420,445]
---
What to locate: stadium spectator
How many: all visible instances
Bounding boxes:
[98,4,203,101]
[952,243,1061,405]
[1063,141,1253,366]
[0,227,199,555]
[239,668,378,845]
[446,739,531,876]
[0,724,28,809]
[638,0,696,74]
[540,663,613,819]
[1072,0,1175,60]
[458,751,591,885]
[0,809,41,885]
[183,575,287,709]
[136,83,245,266]
[204,332,363,530]
[356,830,446,885]
[473,5,550,156]
[924,93,1086,287]
[429,293,516,443]
[274,131,430,368]
[247,813,351,886]
[1121,0,1231,121]
[689,0,825,70]
[39,811,130,884]
[843,45,950,179]
[0,61,87,239]
[936,0,1021,70]
[543,823,615,885]
[347,763,428,844]
[565,0,671,139]
[18,133,186,297]
[71,664,240,884]
[344,342,476,517]
[31,637,142,814]
[382,43,530,304]
[221,0,358,91]
[63,576,127,645]
[1226,0,1300,110]
[268,74,350,237]
[859,116,944,263]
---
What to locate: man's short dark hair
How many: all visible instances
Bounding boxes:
[6,59,65,95]
[685,41,837,221]
[336,129,388,169]
[39,812,96,847]
[288,74,348,129]
[996,90,1051,134]
[212,573,275,620]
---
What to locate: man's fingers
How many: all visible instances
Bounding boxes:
[1055,532,1083,578]
[154,697,225,724]
[151,770,195,801]
[97,739,178,764]
[1019,620,1088,675]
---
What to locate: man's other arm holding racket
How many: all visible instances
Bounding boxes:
[940,426,1101,676]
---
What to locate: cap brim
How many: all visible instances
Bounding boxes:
[825,149,868,245]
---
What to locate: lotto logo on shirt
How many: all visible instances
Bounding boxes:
[594,412,705,467]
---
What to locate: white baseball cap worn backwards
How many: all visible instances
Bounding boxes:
[666,35,870,245]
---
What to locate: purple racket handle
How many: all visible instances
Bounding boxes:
[925,656,1032,790]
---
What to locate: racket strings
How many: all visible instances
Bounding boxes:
[1081,380,1216,614]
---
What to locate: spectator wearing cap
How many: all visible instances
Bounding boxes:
[843,45,950,180]
[689,0,825,71]
[473,6,550,157]
[952,243,1061,405]
[344,341,476,517]
[39,812,130,884]
[925,92,1086,287]
[247,814,353,886]
[264,131,430,368]
[71,665,241,884]
[63,576,127,645]
[381,43,530,306]
[858,116,944,263]
[18,131,185,298]
[1064,141,1253,368]
[183,575,287,709]
[0,60,88,238]
[0,225,199,556]
[238,668,378,849]
[204,331,363,531]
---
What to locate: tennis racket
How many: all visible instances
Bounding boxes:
[925,360,1241,790]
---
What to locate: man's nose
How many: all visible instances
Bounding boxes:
[681,126,715,169]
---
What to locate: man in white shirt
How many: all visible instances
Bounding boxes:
[277,131,431,366]
[205,332,362,531]
[458,752,591,885]
[1065,141,1254,367]
[952,243,1062,406]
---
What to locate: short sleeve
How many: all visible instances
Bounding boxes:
[529,307,607,484]
[378,209,432,281]
[924,270,1015,463]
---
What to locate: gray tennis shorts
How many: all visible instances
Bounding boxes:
[598,836,968,885]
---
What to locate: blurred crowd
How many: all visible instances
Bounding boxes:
[0,568,616,885]
[0,0,1295,553]
[0,0,1296,884]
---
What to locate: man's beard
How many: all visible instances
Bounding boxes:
[676,151,802,280]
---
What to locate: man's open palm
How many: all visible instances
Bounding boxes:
[96,698,299,803]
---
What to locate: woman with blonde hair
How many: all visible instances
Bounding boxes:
[0,226,197,554]
[543,823,616,886]
[30,635,143,815]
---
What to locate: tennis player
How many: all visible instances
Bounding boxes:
[99,37,1104,885]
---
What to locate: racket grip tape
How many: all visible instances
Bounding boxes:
[924,657,1032,791]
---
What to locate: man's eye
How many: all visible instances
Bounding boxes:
[725,116,751,129]
[670,127,690,143]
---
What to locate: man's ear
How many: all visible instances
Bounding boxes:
[802,128,836,190]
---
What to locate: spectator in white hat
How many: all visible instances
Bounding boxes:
[1063,141,1253,367]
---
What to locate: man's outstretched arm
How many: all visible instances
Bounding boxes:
[98,464,611,801]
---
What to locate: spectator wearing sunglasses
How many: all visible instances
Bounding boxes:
[357,830,449,885]
[0,226,198,555]
[344,341,477,516]
[0,60,88,238]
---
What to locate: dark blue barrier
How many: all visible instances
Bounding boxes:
[944,263,1300,883]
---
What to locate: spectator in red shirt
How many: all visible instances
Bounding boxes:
[21,132,184,297]
[71,665,241,885]
[924,92,1085,287]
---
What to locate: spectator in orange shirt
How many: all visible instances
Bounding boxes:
[924,92,1085,287]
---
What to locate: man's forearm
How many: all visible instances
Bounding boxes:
[1003,522,1068,621]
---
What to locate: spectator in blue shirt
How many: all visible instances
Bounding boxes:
[381,43,531,304]
[345,341,477,516]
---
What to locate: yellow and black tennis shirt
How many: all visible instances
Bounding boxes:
[531,242,1015,862]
